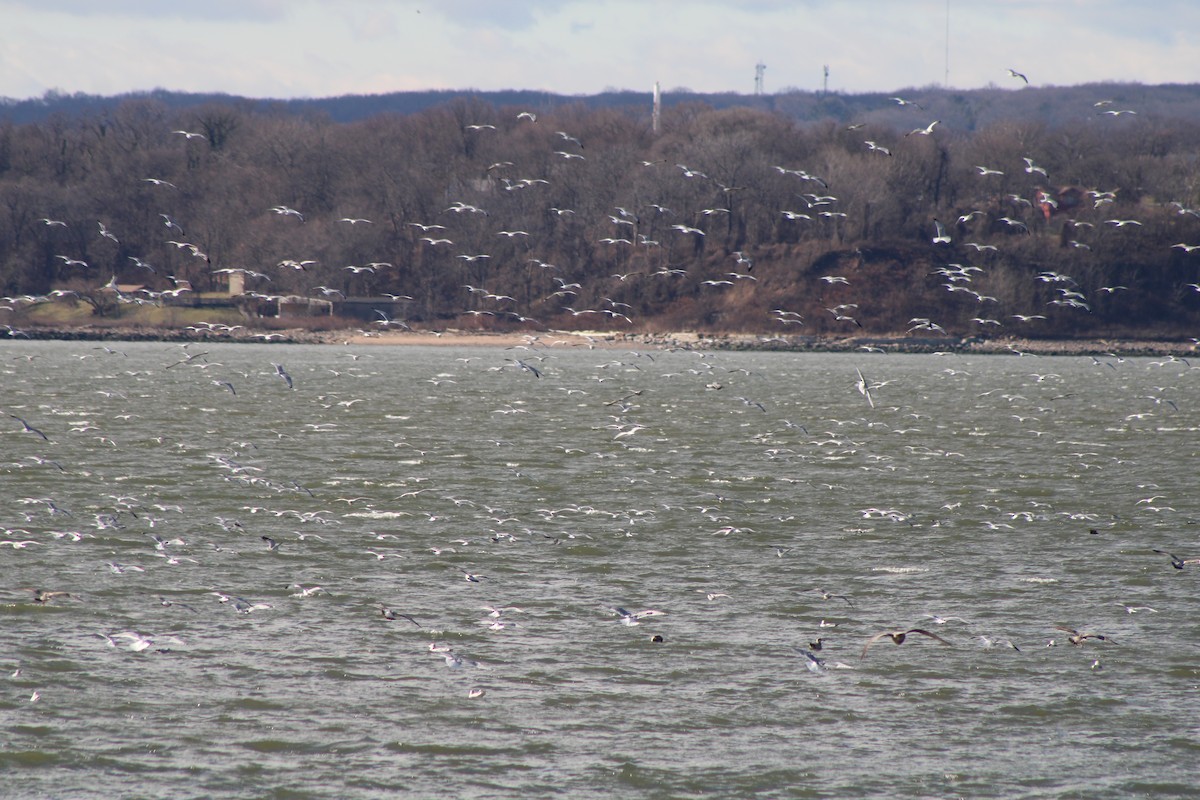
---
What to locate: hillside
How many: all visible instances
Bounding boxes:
[2,84,1200,342]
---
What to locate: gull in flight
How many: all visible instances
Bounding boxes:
[854,368,875,408]
[861,628,951,659]
[8,414,49,441]
[611,607,666,626]
[270,205,305,222]
[33,590,75,604]
[1116,603,1158,614]
[796,648,855,673]
[815,588,854,606]
[272,363,294,389]
[379,605,422,626]
[906,120,940,137]
[1006,68,1029,84]
[974,635,1021,652]
[1054,626,1115,645]
[1152,549,1200,569]
[932,218,951,244]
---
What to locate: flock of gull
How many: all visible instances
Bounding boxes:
[4,67,1199,342]
[2,73,1198,740]
[2,322,1197,713]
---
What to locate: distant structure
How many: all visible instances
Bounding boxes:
[754,62,766,95]
[652,81,661,134]
[823,65,830,96]
[944,0,951,85]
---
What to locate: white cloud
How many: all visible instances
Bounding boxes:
[0,0,1197,100]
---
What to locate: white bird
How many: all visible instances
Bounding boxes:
[854,367,875,408]
[612,607,665,626]
[1007,68,1029,84]
[932,219,951,244]
[1023,157,1048,177]
[270,205,305,222]
[906,120,940,137]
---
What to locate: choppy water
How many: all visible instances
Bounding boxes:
[2,340,1199,799]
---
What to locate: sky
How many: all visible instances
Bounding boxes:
[1,1,1196,101]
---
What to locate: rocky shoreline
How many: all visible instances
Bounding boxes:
[4,324,1199,357]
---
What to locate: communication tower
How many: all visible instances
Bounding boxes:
[754,62,766,95]
[652,82,661,134]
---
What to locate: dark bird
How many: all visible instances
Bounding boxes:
[379,605,422,627]
[1054,626,1115,646]
[8,414,49,441]
[1152,549,1200,569]
[272,363,294,389]
[816,588,854,606]
[32,589,75,604]
[861,628,952,659]
[513,359,542,378]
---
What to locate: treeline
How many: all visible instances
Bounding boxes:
[1,90,1200,338]
[9,82,1200,130]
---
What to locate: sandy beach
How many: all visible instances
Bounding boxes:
[6,323,1199,357]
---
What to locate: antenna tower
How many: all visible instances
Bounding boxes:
[944,0,951,85]
[652,82,661,134]
[823,65,829,96]
[754,62,766,95]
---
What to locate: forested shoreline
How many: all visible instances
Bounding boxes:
[2,83,1200,341]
